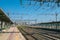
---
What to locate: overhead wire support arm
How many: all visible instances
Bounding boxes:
[33,0,37,6]
[55,0,60,7]
[34,1,43,11]
[20,0,22,5]
[29,1,31,6]
[37,0,43,2]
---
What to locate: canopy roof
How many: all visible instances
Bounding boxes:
[0,8,13,24]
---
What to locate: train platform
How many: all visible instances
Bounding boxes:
[0,27,26,40]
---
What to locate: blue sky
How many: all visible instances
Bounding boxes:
[0,0,60,23]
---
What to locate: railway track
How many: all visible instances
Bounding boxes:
[35,28,60,38]
[18,27,60,40]
[18,28,37,40]
[32,28,60,40]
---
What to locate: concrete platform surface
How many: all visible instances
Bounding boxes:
[0,27,26,40]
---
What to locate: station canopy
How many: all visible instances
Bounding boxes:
[0,9,13,24]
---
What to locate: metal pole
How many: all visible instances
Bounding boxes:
[55,13,58,30]
[1,21,3,31]
[35,19,37,24]
[56,13,58,22]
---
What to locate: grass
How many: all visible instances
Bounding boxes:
[17,25,27,29]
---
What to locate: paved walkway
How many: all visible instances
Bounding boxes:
[0,27,26,40]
